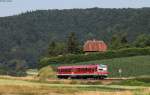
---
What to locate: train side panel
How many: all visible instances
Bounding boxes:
[57,64,108,79]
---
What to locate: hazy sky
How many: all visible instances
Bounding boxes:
[0,0,150,17]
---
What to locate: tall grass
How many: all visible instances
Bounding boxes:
[0,78,149,95]
[0,85,149,95]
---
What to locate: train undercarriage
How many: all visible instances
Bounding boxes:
[57,75,107,79]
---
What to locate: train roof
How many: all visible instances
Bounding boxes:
[58,64,106,69]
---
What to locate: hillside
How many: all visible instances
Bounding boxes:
[49,55,150,77]
[0,8,150,67]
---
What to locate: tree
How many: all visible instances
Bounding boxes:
[48,41,57,56]
[6,59,27,76]
[120,33,130,48]
[134,34,150,47]
[48,41,66,56]
[67,32,80,54]
[110,33,130,49]
[110,34,121,50]
[121,33,128,44]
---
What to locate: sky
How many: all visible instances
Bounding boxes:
[0,0,150,17]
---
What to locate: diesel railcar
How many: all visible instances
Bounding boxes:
[57,64,109,79]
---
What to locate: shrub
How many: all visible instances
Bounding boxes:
[134,77,150,83]
[37,66,56,81]
[39,47,150,68]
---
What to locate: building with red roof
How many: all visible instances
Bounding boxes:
[83,39,107,52]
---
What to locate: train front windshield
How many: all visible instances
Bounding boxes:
[98,64,107,71]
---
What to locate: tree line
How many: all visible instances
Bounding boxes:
[47,32,150,57]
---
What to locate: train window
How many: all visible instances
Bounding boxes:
[90,68,92,72]
[92,68,94,72]
[65,69,67,72]
[78,68,80,72]
[81,68,84,72]
[93,68,96,72]
[68,69,71,72]
[62,69,71,72]
[86,68,88,71]
[87,68,89,71]
[79,68,81,71]
[63,69,65,72]
[75,68,77,72]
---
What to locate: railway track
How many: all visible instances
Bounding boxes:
[70,78,129,80]
[46,78,129,85]
[104,78,129,80]
[47,77,129,82]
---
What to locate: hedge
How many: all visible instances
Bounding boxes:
[39,47,150,68]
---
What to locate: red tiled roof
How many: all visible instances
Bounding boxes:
[83,40,107,52]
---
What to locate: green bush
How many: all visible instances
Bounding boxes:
[38,66,56,81]
[134,77,150,83]
[39,47,150,68]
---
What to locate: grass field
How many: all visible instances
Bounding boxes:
[1,55,149,95]
[0,78,149,95]
[49,55,150,77]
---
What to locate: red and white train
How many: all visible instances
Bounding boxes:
[57,64,109,79]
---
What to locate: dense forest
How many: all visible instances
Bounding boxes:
[0,8,150,75]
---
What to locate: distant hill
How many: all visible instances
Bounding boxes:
[0,8,150,67]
